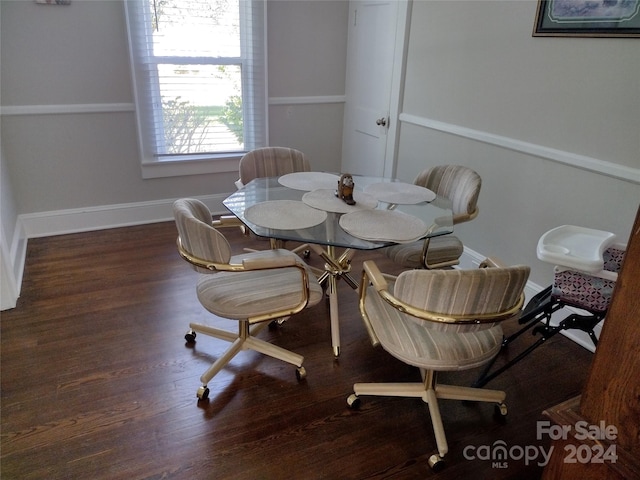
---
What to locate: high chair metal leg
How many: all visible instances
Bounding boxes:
[473,286,605,388]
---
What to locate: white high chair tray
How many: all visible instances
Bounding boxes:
[536,225,617,273]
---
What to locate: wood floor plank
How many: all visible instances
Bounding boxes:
[1,222,592,479]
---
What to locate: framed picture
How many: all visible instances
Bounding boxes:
[533,0,640,37]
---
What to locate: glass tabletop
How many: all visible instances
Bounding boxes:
[223,175,454,251]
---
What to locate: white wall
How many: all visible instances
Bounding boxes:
[396,0,640,288]
[267,0,348,171]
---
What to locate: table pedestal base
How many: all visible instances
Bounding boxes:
[310,244,358,357]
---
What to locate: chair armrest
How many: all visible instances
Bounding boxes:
[242,255,298,270]
[361,259,525,326]
[452,206,479,225]
[420,236,461,270]
[359,260,388,347]
[212,215,243,228]
[177,236,297,273]
[479,257,506,268]
[245,260,314,324]
[362,260,389,293]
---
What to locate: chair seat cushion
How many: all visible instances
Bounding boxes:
[384,235,464,269]
[363,284,503,371]
[196,250,323,320]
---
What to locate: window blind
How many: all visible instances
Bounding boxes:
[124,0,267,162]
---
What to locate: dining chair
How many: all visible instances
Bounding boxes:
[236,146,312,188]
[385,165,481,269]
[173,198,323,401]
[236,146,312,258]
[347,258,529,470]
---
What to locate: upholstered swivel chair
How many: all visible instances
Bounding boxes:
[347,258,529,470]
[235,146,311,188]
[236,146,312,257]
[385,165,481,269]
[173,198,323,401]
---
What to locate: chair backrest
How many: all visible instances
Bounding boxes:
[413,165,481,218]
[238,147,311,186]
[173,198,232,273]
[393,265,530,332]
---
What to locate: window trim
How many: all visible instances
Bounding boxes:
[123,0,268,179]
[139,153,243,179]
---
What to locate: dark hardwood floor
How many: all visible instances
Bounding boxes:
[1,221,593,479]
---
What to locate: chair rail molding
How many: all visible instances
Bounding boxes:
[268,95,346,106]
[400,114,640,185]
[0,98,346,115]
[0,103,135,116]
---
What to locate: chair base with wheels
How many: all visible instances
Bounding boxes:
[348,259,529,470]
[185,320,307,400]
[173,198,322,401]
[348,369,508,470]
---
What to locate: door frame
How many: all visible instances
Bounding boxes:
[382,0,411,179]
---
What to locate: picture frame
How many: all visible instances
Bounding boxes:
[533,0,640,37]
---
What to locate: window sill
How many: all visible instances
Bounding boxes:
[141,153,243,179]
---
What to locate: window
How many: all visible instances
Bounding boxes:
[124,0,267,177]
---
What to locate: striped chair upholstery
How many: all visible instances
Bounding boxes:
[383,235,464,270]
[349,260,529,469]
[237,146,311,187]
[236,147,313,258]
[173,198,323,401]
[364,266,530,368]
[414,165,481,218]
[173,198,232,273]
[385,165,481,269]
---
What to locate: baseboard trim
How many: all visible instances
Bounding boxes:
[18,194,230,239]
[0,221,27,310]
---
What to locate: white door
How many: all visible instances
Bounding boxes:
[341,0,406,177]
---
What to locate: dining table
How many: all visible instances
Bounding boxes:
[223,172,454,357]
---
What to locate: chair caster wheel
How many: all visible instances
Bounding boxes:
[303,250,311,259]
[296,366,307,381]
[495,402,508,417]
[347,394,360,409]
[428,454,445,472]
[196,386,210,401]
[185,330,197,343]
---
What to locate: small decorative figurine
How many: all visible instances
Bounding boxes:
[336,173,356,205]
